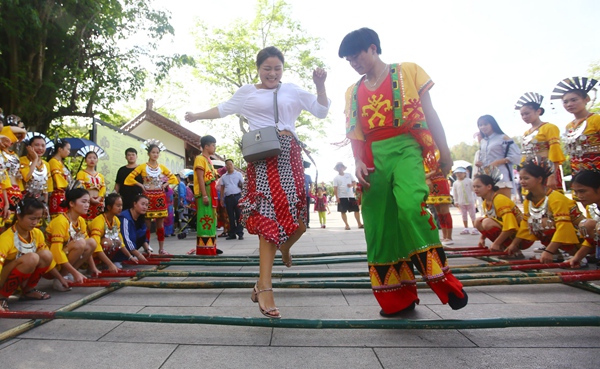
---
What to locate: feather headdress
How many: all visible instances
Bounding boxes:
[142,139,166,152]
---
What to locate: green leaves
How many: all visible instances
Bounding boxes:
[0,0,177,133]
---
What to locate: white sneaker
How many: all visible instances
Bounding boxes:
[442,239,454,246]
[113,262,122,269]
[64,274,74,281]
[470,229,480,235]
[53,278,72,292]
[533,247,545,254]
[459,229,470,235]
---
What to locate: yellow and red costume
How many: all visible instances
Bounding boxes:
[124,163,178,219]
[517,190,584,254]
[89,214,125,260]
[0,226,56,299]
[48,158,71,217]
[565,114,600,175]
[481,193,533,249]
[521,123,565,188]
[76,170,106,221]
[46,213,88,267]
[20,156,53,200]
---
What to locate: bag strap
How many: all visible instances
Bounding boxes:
[503,141,513,181]
[273,82,281,125]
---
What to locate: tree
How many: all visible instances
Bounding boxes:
[0,0,181,133]
[190,0,327,144]
[588,60,600,113]
[450,141,479,163]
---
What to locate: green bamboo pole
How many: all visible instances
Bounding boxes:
[73,272,600,289]
[150,251,368,259]
[101,269,590,281]
[0,266,163,344]
[1,310,598,330]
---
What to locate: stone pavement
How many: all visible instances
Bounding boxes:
[1,208,599,369]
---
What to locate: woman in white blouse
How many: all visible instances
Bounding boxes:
[475,115,521,199]
[185,46,330,318]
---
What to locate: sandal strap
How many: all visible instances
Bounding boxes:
[257,288,273,295]
[25,288,47,296]
[0,298,9,309]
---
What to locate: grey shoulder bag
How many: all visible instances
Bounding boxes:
[241,83,282,163]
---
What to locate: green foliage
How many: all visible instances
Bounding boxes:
[450,141,479,162]
[588,60,600,113]
[0,0,180,133]
[190,0,328,140]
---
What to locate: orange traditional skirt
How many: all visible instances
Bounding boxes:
[84,199,105,221]
[6,184,23,208]
[426,173,452,205]
[146,189,167,219]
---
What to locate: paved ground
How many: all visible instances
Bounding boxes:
[1,208,599,369]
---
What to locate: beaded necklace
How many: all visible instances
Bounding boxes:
[13,225,37,259]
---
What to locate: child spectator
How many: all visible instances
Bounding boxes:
[452,167,479,235]
[313,187,330,228]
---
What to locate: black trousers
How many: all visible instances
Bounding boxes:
[225,193,243,237]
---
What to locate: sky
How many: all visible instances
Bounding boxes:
[147,0,600,181]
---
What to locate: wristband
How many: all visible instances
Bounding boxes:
[542,249,556,255]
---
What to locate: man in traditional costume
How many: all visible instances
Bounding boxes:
[339,28,468,316]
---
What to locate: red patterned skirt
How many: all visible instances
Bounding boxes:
[239,133,306,247]
[481,225,533,249]
[84,199,105,221]
[146,189,167,219]
[570,152,600,175]
[49,189,66,216]
[6,184,23,208]
[426,172,452,205]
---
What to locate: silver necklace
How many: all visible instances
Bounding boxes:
[528,196,553,234]
[365,64,388,88]
[14,229,37,259]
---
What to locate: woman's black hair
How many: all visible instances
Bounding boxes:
[10,198,46,227]
[104,193,122,211]
[85,151,98,160]
[200,135,216,149]
[47,139,69,161]
[477,115,505,138]
[338,27,381,58]
[256,46,284,68]
[133,194,149,204]
[60,188,90,209]
[521,102,545,116]
[27,135,46,146]
[474,174,499,192]
[571,170,600,190]
[146,144,160,155]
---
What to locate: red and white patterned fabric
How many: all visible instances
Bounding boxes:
[239,133,306,247]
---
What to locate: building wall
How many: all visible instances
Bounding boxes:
[130,121,186,158]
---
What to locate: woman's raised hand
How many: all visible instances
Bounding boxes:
[184,112,197,123]
[313,67,327,86]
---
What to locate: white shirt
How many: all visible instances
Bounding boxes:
[333,173,356,199]
[218,83,330,136]
[220,171,244,197]
[452,178,475,205]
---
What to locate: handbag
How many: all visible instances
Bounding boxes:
[241,83,282,162]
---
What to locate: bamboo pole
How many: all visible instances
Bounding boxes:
[96,269,597,281]
[68,271,600,289]
[149,251,368,259]
[0,310,598,329]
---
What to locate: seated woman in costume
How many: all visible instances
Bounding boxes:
[569,170,600,268]
[473,167,533,256]
[117,194,150,263]
[0,198,68,310]
[89,193,140,268]
[46,188,98,289]
[506,158,585,264]
[76,149,107,222]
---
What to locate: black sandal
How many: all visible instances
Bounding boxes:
[0,298,9,311]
